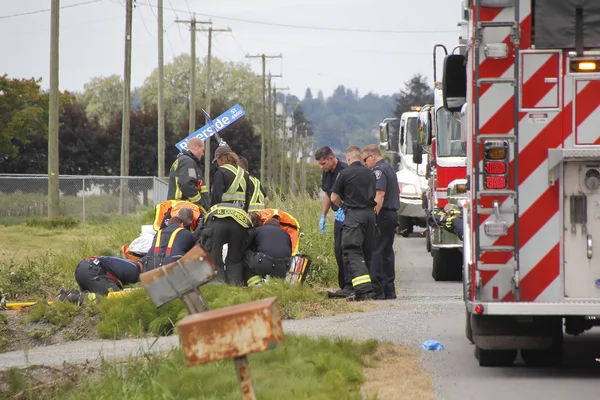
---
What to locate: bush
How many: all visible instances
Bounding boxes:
[25,216,80,230]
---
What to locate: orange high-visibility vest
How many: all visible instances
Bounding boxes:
[255,209,301,255]
[153,200,203,231]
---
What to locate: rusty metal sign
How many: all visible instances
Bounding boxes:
[139,244,216,308]
[178,297,283,366]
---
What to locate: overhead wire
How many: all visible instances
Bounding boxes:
[134,1,456,34]
[0,0,103,20]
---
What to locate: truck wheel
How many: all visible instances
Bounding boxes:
[465,310,474,344]
[425,229,432,253]
[432,248,463,281]
[475,347,517,367]
[397,216,413,238]
[521,329,564,367]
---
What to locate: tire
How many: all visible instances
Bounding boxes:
[521,327,564,367]
[465,310,474,344]
[432,248,463,281]
[397,216,413,238]
[475,347,517,367]
[425,229,432,253]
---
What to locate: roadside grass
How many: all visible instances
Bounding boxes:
[0,335,384,400]
[96,279,353,340]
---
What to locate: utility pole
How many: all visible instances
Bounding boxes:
[176,16,211,135]
[198,25,231,188]
[157,0,165,177]
[274,87,289,189]
[266,74,281,186]
[119,0,133,215]
[245,53,282,181]
[48,0,60,218]
[287,103,300,195]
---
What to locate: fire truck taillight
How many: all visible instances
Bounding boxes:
[483,141,509,190]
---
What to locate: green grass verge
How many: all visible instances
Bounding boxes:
[0,335,379,400]
[96,279,352,340]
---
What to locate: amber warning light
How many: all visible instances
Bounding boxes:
[570,60,600,73]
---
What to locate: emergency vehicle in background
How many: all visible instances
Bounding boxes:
[440,0,600,367]
[380,111,429,237]
[417,42,468,281]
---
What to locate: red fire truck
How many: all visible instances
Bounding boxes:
[441,0,600,367]
[417,44,468,282]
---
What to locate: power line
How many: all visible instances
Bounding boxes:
[135,2,456,34]
[0,0,103,20]
[230,33,248,58]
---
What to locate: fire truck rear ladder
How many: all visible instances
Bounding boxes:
[473,1,521,301]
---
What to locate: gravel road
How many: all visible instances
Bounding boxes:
[1,232,599,400]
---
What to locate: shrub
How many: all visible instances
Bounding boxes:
[25,216,80,230]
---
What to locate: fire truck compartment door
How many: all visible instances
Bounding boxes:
[520,51,560,110]
[564,161,600,299]
[574,79,600,145]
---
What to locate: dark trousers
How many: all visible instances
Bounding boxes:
[342,208,376,295]
[207,217,248,286]
[243,250,290,280]
[371,209,398,296]
[74,260,120,296]
[334,219,350,289]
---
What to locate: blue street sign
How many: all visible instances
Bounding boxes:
[175,104,245,151]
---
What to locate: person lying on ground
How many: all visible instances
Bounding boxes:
[244,218,293,286]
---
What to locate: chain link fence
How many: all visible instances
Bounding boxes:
[0,175,168,222]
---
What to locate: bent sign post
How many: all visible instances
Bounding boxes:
[176,104,245,151]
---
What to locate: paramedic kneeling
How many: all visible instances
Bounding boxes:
[244,218,293,286]
[141,215,198,272]
[74,256,141,296]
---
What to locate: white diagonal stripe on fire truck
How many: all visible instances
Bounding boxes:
[576,103,600,144]
[535,274,562,302]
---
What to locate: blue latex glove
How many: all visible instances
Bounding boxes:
[334,208,345,222]
[319,215,327,232]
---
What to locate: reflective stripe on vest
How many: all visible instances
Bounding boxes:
[221,164,246,202]
[352,274,371,287]
[248,176,265,212]
[204,204,253,228]
[247,275,263,286]
[154,227,184,256]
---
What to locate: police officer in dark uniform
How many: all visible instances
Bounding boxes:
[362,144,400,300]
[167,138,210,212]
[140,213,198,272]
[210,144,254,212]
[198,203,253,285]
[330,145,377,301]
[314,146,349,295]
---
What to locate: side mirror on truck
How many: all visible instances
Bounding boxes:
[442,54,467,113]
[412,142,423,165]
[417,108,433,146]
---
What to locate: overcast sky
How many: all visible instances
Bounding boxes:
[1,0,461,99]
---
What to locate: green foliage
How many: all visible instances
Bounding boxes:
[44,301,78,327]
[96,279,350,339]
[77,74,126,129]
[25,216,79,230]
[27,302,49,323]
[269,193,338,286]
[0,75,49,157]
[0,219,140,300]
[299,86,398,153]
[49,335,378,400]
[394,73,435,118]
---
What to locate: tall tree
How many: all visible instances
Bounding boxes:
[394,73,434,118]
[0,75,49,157]
[78,74,126,129]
